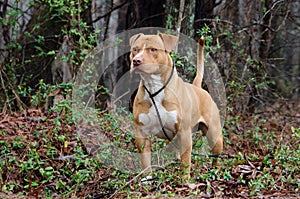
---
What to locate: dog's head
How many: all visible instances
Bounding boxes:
[129,33,178,74]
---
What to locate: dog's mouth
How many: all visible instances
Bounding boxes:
[130,63,143,74]
[130,63,159,75]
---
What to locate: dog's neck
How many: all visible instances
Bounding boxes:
[141,73,163,95]
[140,67,177,96]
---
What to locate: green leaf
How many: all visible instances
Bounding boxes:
[45,166,54,171]
[32,181,39,187]
[47,50,56,55]
[291,126,295,133]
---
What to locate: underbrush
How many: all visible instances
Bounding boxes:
[0,93,299,198]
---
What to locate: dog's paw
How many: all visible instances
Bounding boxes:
[140,175,153,184]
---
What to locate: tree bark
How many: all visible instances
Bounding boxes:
[194,0,216,36]
[15,4,67,87]
[259,0,273,60]
[133,0,166,27]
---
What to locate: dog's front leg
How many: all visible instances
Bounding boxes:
[135,128,151,170]
[178,128,192,179]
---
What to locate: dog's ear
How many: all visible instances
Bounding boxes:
[130,33,144,46]
[158,33,178,52]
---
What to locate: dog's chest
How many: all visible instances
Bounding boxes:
[138,75,178,138]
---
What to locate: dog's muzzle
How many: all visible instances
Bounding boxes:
[132,56,143,68]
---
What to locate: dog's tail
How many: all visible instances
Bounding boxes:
[193,37,205,88]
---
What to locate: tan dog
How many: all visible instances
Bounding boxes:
[130,33,223,178]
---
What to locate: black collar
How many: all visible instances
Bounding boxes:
[141,64,175,142]
[143,64,175,98]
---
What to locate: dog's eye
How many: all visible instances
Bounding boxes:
[132,47,137,52]
[150,48,157,52]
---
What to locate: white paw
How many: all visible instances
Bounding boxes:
[140,175,153,184]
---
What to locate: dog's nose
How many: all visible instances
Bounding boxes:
[133,56,143,67]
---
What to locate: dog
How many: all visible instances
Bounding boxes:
[129,33,223,178]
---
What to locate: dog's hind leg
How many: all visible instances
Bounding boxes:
[206,123,223,167]
[211,134,223,167]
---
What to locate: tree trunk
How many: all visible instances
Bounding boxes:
[133,0,166,27]
[259,0,273,60]
[194,0,216,35]
[15,4,65,87]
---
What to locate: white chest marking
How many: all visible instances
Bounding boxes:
[138,74,178,137]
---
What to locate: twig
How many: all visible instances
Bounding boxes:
[261,0,284,22]
[108,165,164,199]
[136,13,165,27]
[55,154,75,160]
[90,1,128,25]
[113,88,130,106]
[0,68,26,111]
[176,0,185,35]
[0,69,9,113]
[195,18,237,28]
[274,5,290,32]
[175,0,185,53]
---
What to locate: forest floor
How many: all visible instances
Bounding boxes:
[0,99,299,198]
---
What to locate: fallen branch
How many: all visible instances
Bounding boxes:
[108,165,164,199]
